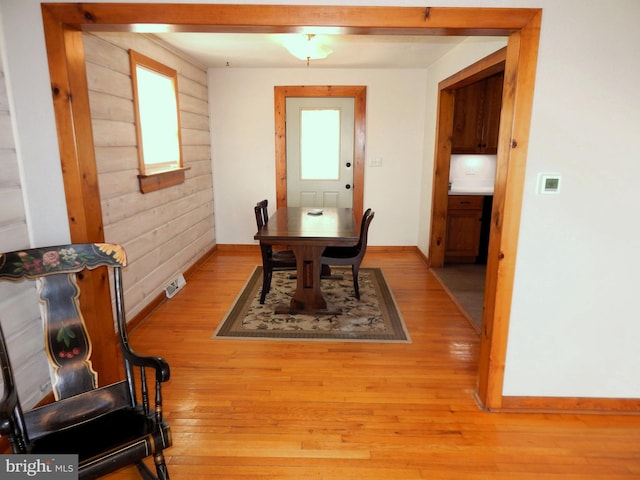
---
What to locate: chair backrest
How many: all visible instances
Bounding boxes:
[0,243,127,400]
[255,200,274,261]
[255,199,269,230]
[355,208,374,254]
[0,244,140,446]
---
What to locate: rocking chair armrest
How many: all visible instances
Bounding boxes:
[0,390,18,433]
[123,352,171,383]
[0,398,19,439]
[0,412,11,436]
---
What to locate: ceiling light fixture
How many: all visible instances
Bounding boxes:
[283,34,332,66]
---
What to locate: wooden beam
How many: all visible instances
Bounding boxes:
[42,4,540,34]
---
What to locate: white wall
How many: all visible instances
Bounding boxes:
[0,0,69,247]
[2,0,640,400]
[209,67,427,246]
[417,0,640,397]
[501,2,640,397]
[0,24,50,410]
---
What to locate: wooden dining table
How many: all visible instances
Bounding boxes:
[254,207,359,314]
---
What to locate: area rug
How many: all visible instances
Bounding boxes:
[214,266,410,343]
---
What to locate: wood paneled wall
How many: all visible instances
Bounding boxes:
[0,41,50,409]
[83,32,216,319]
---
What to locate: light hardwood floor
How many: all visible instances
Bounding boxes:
[105,249,640,479]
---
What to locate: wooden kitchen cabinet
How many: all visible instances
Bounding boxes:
[445,195,484,263]
[452,72,504,154]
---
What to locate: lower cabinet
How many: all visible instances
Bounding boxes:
[445,195,486,263]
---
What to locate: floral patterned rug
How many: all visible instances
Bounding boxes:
[214,266,410,342]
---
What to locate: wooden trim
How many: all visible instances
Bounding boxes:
[129,49,185,185]
[41,7,103,243]
[274,85,366,221]
[366,245,420,254]
[41,5,541,34]
[41,7,121,386]
[138,167,189,193]
[427,15,541,411]
[428,49,511,405]
[499,396,640,415]
[218,244,421,255]
[440,47,507,90]
[477,12,543,410]
[40,4,545,411]
[216,244,260,253]
[429,48,507,269]
[428,88,455,269]
[414,247,429,266]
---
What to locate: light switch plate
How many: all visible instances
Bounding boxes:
[369,156,383,167]
[538,173,561,195]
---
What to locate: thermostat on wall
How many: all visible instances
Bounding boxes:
[538,173,561,195]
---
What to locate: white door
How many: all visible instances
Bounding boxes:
[286,97,355,208]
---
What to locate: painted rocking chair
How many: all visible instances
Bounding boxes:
[0,243,171,479]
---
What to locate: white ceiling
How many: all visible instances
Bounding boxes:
[154,32,497,69]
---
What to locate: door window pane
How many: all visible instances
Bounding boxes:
[300,109,340,180]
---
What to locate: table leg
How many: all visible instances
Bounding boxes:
[274,244,341,315]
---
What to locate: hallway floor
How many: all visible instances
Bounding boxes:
[431,263,486,333]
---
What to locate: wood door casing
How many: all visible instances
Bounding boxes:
[41,4,542,411]
[275,85,366,223]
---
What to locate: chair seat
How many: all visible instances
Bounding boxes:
[31,407,171,476]
[322,246,359,259]
[272,249,296,262]
[320,209,374,301]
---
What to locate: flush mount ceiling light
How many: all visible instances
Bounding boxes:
[282,34,333,66]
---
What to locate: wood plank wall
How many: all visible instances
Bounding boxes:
[83,32,216,319]
[0,40,50,409]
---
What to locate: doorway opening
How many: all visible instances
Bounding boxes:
[429,49,506,335]
[42,4,541,410]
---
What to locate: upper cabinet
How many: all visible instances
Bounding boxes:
[452,72,504,154]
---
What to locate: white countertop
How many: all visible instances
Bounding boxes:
[448,186,494,196]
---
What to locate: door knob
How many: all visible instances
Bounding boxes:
[346,162,351,168]
[345,184,351,190]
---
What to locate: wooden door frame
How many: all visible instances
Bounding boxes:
[274,85,366,221]
[429,48,507,268]
[40,3,542,410]
[429,48,508,410]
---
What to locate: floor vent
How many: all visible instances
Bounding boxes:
[164,274,186,298]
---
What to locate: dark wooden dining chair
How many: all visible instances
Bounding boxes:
[255,199,297,304]
[0,243,171,480]
[321,208,375,300]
